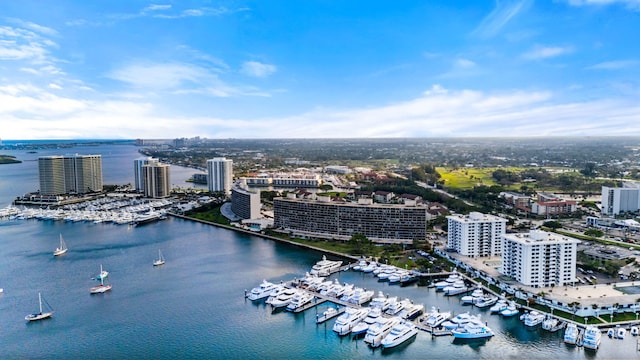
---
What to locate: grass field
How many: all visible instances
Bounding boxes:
[436,167,526,190]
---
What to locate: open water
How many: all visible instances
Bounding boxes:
[0,143,639,359]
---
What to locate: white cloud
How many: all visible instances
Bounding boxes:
[587,60,639,70]
[472,0,532,38]
[565,0,640,10]
[455,58,476,68]
[48,83,62,90]
[143,4,172,12]
[241,61,277,78]
[522,46,573,60]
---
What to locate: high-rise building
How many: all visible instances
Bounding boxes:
[143,162,171,198]
[446,212,507,257]
[231,179,261,219]
[601,184,640,216]
[38,154,103,195]
[134,157,159,193]
[500,230,578,288]
[207,157,233,195]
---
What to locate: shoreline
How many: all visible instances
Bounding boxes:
[168,212,360,263]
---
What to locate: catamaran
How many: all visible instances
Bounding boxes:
[53,233,68,256]
[25,292,54,321]
[153,249,165,266]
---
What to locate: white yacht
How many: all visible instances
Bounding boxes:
[332,307,370,335]
[264,285,286,304]
[474,294,498,308]
[500,301,519,317]
[541,317,559,331]
[309,255,343,276]
[420,307,451,328]
[247,280,279,301]
[385,296,405,316]
[320,279,342,297]
[443,280,468,296]
[347,288,375,305]
[380,320,418,348]
[434,271,462,290]
[269,288,298,308]
[451,317,494,339]
[490,299,508,313]
[521,310,545,327]
[583,325,601,350]
[617,327,626,339]
[351,307,382,336]
[461,287,484,304]
[399,299,424,320]
[364,316,402,347]
[369,291,390,311]
[442,312,472,330]
[564,323,579,344]
[286,291,315,312]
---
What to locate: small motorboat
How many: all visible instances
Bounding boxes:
[631,326,639,336]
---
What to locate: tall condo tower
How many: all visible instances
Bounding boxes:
[207,157,233,195]
[143,162,171,198]
[134,157,159,193]
[38,154,103,195]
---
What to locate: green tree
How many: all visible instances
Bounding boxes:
[348,233,373,256]
[584,229,604,238]
[543,220,562,229]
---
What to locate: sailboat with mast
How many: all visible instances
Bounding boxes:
[90,276,112,294]
[153,249,165,266]
[53,233,68,256]
[96,264,108,280]
[25,292,54,321]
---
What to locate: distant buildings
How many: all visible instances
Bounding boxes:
[207,157,233,195]
[601,183,640,216]
[243,174,322,188]
[273,193,427,244]
[38,154,103,195]
[231,179,261,220]
[143,162,171,198]
[530,193,577,216]
[500,230,578,288]
[446,212,506,257]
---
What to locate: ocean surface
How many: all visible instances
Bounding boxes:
[0,143,639,359]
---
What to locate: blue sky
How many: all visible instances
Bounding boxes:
[1,0,639,139]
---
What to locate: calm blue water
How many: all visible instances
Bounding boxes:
[0,143,639,359]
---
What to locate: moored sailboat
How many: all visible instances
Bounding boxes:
[25,292,54,321]
[153,249,165,266]
[53,233,68,256]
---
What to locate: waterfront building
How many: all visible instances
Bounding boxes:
[601,184,640,216]
[207,157,233,195]
[38,154,103,195]
[500,230,578,288]
[446,212,506,257]
[143,162,171,198]
[231,179,261,220]
[273,194,427,244]
[134,157,159,193]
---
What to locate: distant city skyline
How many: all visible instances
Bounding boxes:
[1,1,640,139]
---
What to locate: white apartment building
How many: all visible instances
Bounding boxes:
[446,212,506,257]
[500,230,579,288]
[134,157,159,193]
[601,184,640,216]
[207,157,233,195]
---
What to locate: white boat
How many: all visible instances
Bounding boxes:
[564,323,579,344]
[442,312,472,330]
[451,317,494,339]
[90,276,112,294]
[364,316,402,347]
[332,307,370,335]
[443,280,468,296]
[474,294,498,308]
[353,258,368,271]
[286,291,315,312]
[399,300,424,320]
[351,307,382,335]
[25,292,54,321]
[247,280,278,301]
[583,325,601,350]
[541,317,559,331]
[347,288,375,305]
[617,327,626,339]
[490,299,508,313]
[309,255,343,276]
[362,262,378,273]
[521,310,545,327]
[53,233,68,256]
[316,307,341,324]
[264,285,286,304]
[369,291,390,311]
[269,288,298,308]
[500,301,519,317]
[96,264,109,281]
[153,249,165,266]
[631,326,639,336]
[607,328,615,338]
[434,271,462,290]
[385,296,405,316]
[420,307,451,328]
[461,287,484,304]
[380,319,418,348]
